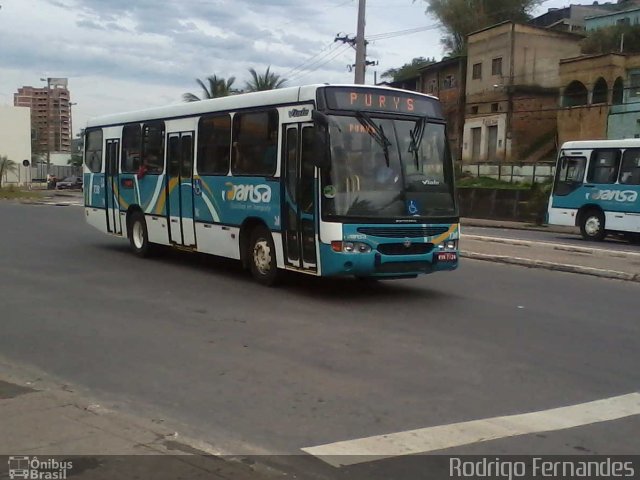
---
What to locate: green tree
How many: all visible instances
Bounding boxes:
[68,154,83,168]
[183,75,237,102]
[0,155,18,187]
[582,24,640,54]
[245,66,287,92]
[381,57,436,82]
[421,0,542,55]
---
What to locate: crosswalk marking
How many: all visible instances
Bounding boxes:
[302,392,640,467]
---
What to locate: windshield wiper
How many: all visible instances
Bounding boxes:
[355,111,392,167]
[408,116,428,168]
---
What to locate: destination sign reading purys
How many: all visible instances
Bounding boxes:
[324,87,439,116]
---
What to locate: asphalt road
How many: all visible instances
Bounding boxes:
[463,225,640,254]
[1,202,639,479]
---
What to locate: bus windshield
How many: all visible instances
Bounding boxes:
[322,115,456,220]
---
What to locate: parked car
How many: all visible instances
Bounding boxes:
[56,176,83,190]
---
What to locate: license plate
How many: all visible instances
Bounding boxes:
[436,252,457,262]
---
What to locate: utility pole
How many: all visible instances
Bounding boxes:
[354,0,366,84]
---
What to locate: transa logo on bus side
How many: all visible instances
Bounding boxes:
[588,189,638,203]
[223,182,272,203]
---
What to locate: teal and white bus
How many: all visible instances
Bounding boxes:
[84,84,459,285]
[548,140,640,242]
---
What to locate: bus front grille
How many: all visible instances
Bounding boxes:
[357,226,449,238]
[377,243,434,255]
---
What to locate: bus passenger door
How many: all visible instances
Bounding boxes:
[166,132,196,247]
[283,124,317,272]
[105,139,122,235]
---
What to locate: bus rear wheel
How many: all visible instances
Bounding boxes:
[580,209,606,241]
[249,226,279,286]
[128,211,152,257]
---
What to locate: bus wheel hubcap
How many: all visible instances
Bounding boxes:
[253,240,272,275]
[585,216,600,236]
[133,222,144,248]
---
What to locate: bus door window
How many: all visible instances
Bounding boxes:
[620,148,640,185]
[284,126,299,264]
[300,126,317,266]
[587,150,621,184]
[553,155,586,196]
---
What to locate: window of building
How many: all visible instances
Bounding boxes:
[442,75,456,89]
[619,148,640,185]
[85,129,103,173]
[491,103,499,112]
[121,124,142,173]
[198,114,231,175]
[472,63,482,80]
[492,57,503,76]
[142,121,165,174]
[471,106,479,115]
[427,79,437,94]
[592,77,608,104]
[617,17,631,26]
[231,109,279,176]
[587,150,621,184]
[629,73,640,98]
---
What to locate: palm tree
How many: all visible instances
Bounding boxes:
[183,75,237,102]
[245,66,287,92]
[0,155,18,188]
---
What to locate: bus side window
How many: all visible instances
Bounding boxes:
[231,110,278,176]
[122,124,142,173]
[620,148,640,185]
[587,149,621,184]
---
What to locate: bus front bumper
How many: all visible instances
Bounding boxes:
[319,243,459,278]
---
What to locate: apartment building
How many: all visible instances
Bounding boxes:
[462,22,583,163]
[13,78,72,155]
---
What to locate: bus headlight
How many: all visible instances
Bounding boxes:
[331,241,372,253]
[438,240,457,251]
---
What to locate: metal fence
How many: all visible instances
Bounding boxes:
[459,162,556,184]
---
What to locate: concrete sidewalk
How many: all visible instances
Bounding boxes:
[0,365,285,480]
[461,236,640,283]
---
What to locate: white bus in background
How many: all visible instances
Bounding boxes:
[548,139,640,243]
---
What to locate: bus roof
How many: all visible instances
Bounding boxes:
[560,139,640,150]
[85,83,440,129]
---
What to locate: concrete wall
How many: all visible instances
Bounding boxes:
[0,105,32,186]
[559,105,610,144]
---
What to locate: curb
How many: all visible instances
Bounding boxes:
[461,251,640,283]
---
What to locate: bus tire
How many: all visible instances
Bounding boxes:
[579,209,606,241]
[249,226,279,286]
[128,211,152,257]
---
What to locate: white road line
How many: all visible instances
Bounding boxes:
[302,392,640,467]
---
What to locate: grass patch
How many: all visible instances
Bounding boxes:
[0,186,44,200]
[456,176,531,190]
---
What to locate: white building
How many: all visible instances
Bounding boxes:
[0,105,32,186]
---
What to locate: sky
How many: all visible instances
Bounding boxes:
[0,0,571,136]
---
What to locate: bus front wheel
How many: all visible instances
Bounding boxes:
[249,226,279,286]
[129,211,152,257]
[580,210,606,241]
